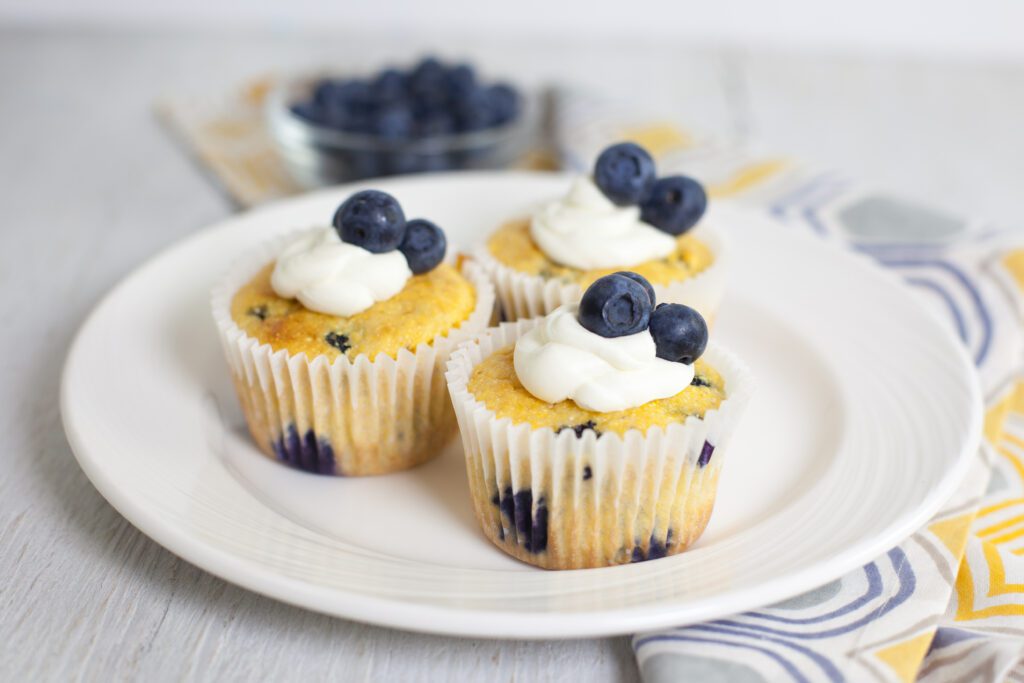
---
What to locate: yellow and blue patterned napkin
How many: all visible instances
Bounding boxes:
[555,94,1024,682]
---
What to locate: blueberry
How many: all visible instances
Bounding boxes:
[557,420,601,438]
[630,532,670,563]
[321,79,373,117]
[324,332,350,353]
[577,273,653,338]
[398,219,447,274]
[593,142,657,206]
[485,83,520,125]
[326,106,373,134]
[333,190,406,253]
[640,175,707,235]
[290,102,323,125]
[453,88,495,132]
[371,68,407,103]
[374,104,414,139]
[612,271,655,307]
[698,441,715,467]
[271,424,337,475]
[246,305,268,320]
[321,100,374,133]
[410,56,448,108]
[490,486,548,553]
[411,56,446,84]
[311,79,358,114]
[648,303,708,364]
[446,63,477,99]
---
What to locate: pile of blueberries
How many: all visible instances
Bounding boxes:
[332,190,447,274]
[292,57,521,140]
[592,142,707,236]
[578,271,708,365]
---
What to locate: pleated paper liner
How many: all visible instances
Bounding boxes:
[446,318,752,569]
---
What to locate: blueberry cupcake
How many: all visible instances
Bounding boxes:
[447,272,751,569]
[475,142,726,323]
[212,190,495,476]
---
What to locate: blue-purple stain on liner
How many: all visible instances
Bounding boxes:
[698,440,715,468]
[272,424,337,475]
[557,420,601,439]
[491,486,548,553]
[582,465,593,481]
[630,529,674,563]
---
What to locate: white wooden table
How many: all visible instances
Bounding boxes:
[2,28,1021,681]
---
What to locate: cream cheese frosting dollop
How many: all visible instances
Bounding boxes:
[529,176,677,270]
[512,304,693,412]
[270,227,412,317]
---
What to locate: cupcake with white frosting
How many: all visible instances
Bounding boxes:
[474,141,726,323]
[446,272,751,569]
[212,189,495,476]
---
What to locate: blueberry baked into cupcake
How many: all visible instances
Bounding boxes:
[447,272,751,569]
[475,141,725,322]
[212,190,495,476]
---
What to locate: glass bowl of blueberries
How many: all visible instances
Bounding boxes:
[268,56,534,187]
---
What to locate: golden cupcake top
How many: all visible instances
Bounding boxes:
[487,140,713,281]
[485,218,713,287]
[230,189,476,361]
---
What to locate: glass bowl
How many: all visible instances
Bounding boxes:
[266,75,537,188]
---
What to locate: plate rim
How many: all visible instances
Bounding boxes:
[60,170,982,639]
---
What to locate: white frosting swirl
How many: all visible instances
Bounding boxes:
[513,304,693,412]
[529,176,677,270]
[270,227,412,317]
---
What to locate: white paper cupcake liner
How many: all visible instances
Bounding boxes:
[473,220,728,324]
[446,318,752,569]
[211,231,497,476]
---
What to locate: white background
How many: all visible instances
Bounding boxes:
[3,0,1024,62]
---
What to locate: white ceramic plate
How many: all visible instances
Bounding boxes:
[62,172,981,639]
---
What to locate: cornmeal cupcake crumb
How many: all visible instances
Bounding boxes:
[231,262,476,361]
[467,348,725,437]
[486,218,715,288]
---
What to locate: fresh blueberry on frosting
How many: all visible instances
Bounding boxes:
[649,303,708,364]
[333,190,406,253]
[639,175,707,236]
[399,219,447,274]
[613,271,655,307]
[593,142,657,206]
[577,273,653,338]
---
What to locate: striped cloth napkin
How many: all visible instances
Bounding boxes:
[160,82,1024,682]
[555,93,1024,682]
